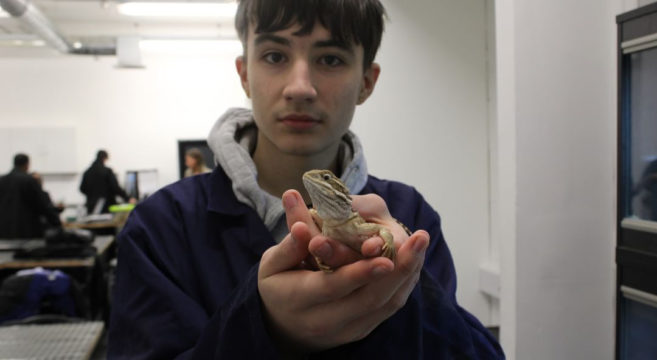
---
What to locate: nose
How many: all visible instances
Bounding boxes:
[282,60,317,103]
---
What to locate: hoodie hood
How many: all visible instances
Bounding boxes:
[207,107,368,242]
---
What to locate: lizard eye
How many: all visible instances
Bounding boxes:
[323,174,331,181]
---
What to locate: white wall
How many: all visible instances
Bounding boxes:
[356,0,494,324]
[0,0,495,325]
[0,46,246,205]
[495,0,621,358]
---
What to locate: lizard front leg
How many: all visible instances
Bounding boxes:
[377,227,395,261]
[379,218,412,261]
[353,222,396,261]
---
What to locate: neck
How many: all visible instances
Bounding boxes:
[253,134,341,204]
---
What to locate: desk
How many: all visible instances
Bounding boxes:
[0,236,115,320]
[64,212,129,234]
[0,321,104,359]
[0,236,114,270]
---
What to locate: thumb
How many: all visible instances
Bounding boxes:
[259,221,312,279]
[282,189,318,234]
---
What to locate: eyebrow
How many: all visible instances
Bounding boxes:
[253,33,355,55]
[254,34,290,47]
[315,39,354,55]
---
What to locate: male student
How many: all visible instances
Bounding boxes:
[0,154,62,239]
[108,0,504,358]
[80,150,134,214]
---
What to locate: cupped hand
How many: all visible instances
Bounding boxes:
[258,220,429,352]
[256,191,430,352]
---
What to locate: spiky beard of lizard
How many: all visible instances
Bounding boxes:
[302,170,354,221]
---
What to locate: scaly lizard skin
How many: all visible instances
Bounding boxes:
[302,169,400,272]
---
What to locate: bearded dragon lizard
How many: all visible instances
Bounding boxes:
[302,169,410,272]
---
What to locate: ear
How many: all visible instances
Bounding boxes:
[357,62,381,105]
[235,55,251,98]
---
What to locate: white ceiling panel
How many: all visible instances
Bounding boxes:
[0,0,238,55]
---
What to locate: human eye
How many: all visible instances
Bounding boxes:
[262,51,286,65]
[318,54,345,67]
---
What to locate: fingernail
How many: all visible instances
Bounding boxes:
[315,242,332,259]
[372,266,388,277]
[287,233,297,246]
[413,236,427,253]
[283,194,298,209]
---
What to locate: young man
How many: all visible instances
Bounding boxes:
[108,0,504,358]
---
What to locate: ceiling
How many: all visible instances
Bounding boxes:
[0,0,239,56]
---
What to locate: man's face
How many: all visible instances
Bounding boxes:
[236,23,380,157]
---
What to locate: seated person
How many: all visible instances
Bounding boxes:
[0,154,62,239]
[184,148,212,177]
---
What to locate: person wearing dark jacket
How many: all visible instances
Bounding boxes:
[0,154,62,239]
[108,0,504,358]
[79,150,133,214]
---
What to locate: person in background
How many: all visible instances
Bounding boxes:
[0,154,62,239]
[79,150,135,214]
[108,0,504,358]
[31,172,65,214]
[183,147,212,177]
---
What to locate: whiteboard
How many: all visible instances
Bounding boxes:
[0,127,77,174]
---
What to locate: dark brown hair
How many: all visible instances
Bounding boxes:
[235,0,386,69]
[13,153,29,168]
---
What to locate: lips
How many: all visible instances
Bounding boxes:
[279,113,320,130]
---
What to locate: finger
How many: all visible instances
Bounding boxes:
[319,230,429,322]
[350,194,409,245]
[360,236,385,257]
[282,190,318,234]
[302,257,395,306]
[397,230,430,260]
[337,238,427,344]
[337,266,419,345]
[350,194,391,222]
[308,236,363,268]
[259,221,312,279]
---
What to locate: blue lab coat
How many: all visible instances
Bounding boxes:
[108,167,504,359]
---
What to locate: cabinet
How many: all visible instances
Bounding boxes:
[616,3,657,359]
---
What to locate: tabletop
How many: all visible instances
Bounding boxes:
[0,236,114,270]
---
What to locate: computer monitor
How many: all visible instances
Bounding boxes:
[124,169,159,201]
[136,169,158,199]
[125,171,139,199]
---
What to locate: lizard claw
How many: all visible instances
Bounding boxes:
[381,241,395,261]
[315,257,334,273]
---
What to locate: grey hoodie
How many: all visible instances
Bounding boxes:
[206,107,369,242]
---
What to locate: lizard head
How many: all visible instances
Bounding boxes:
[302,169,353,220]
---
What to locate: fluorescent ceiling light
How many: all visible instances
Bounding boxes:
[118,2,237,18]
[0,38,46,47]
